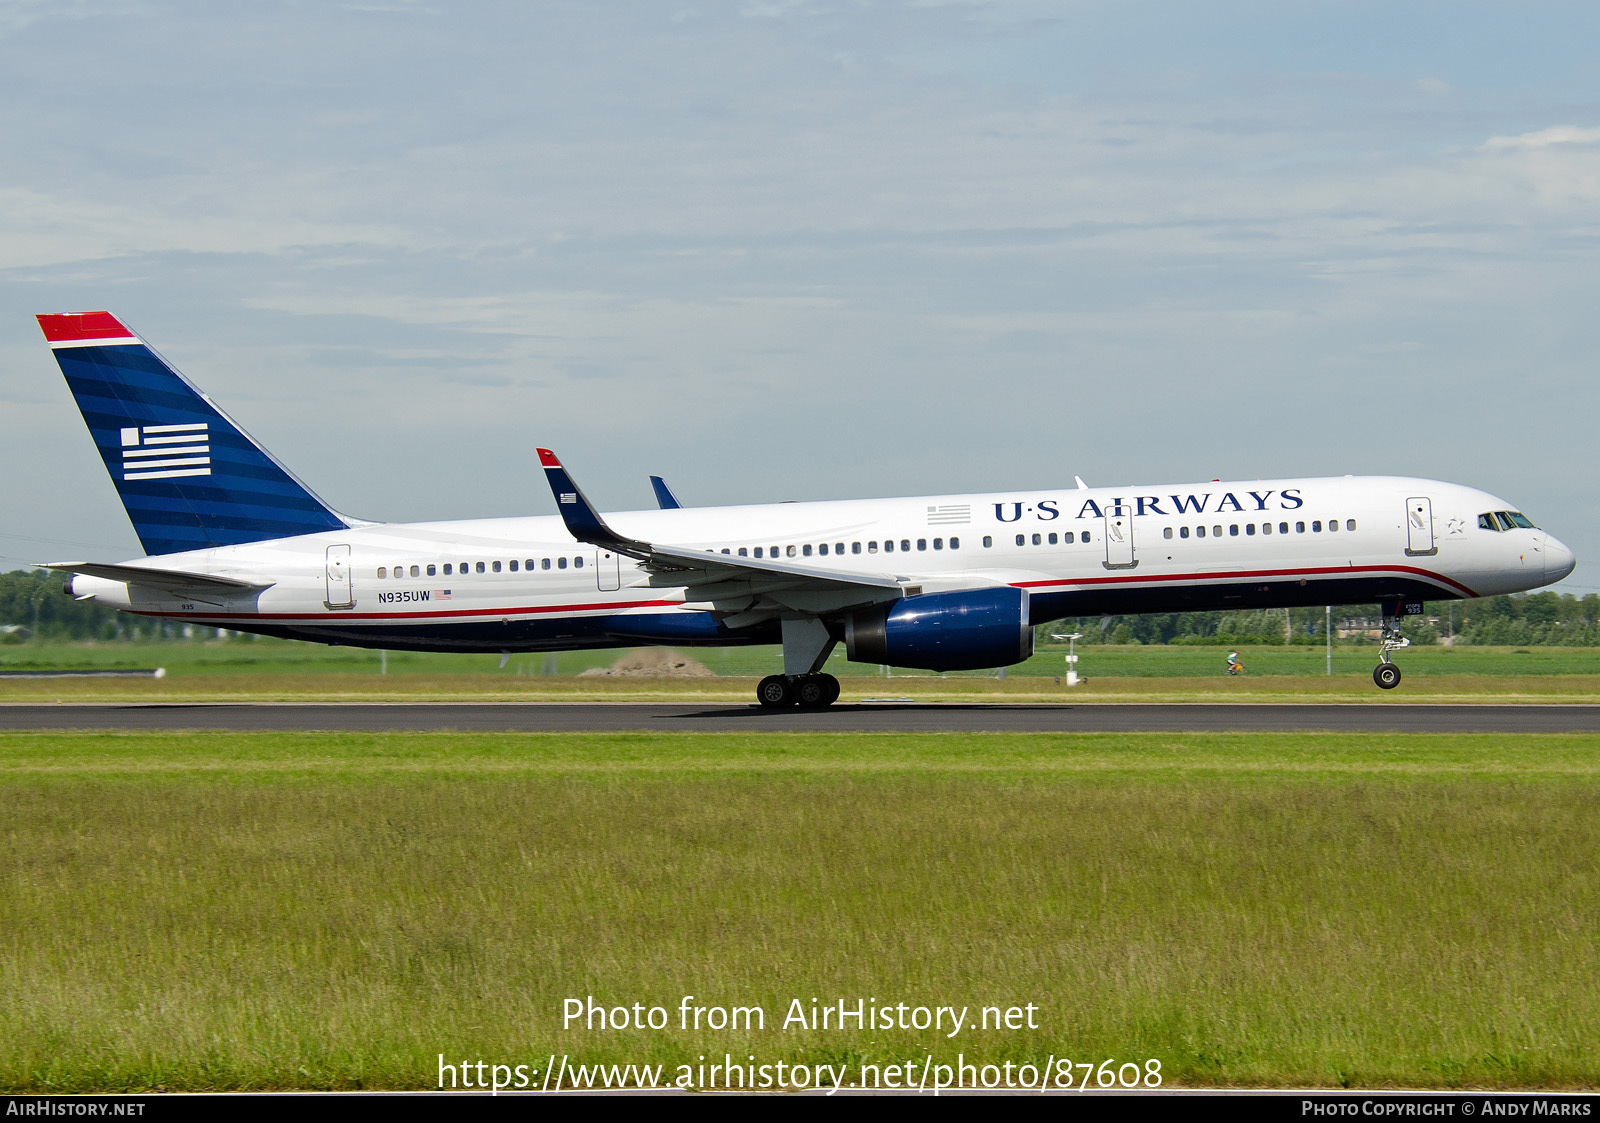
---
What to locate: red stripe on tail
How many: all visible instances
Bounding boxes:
[36,312,135,343]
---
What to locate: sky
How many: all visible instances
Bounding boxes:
[1,0,1597,592]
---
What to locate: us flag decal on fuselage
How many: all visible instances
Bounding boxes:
[121,423,210,481]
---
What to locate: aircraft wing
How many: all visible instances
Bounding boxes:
[539,449,903,622]
[42,561,274,598]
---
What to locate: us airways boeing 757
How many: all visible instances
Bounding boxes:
[36,311,1576,707]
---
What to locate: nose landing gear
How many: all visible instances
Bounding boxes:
[756,673,841,709]
[1372,602,1415,690]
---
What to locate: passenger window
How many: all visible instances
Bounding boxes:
[884,540,894,553]
[1246,524,1255,536]
[867,541,878,553]
[1229,525,1239,536]
[377,567,387,579]
[983,536,993,548]
[950,537,959,549]
[802,544,812,557]
[1179,527,1189,539]
[1346,520,1356,531]
[1213,526,1222,537]
[575,557,583,568]
[1164,527,1174,540]
[818,543,828,556]
[1197,526,1206,538]
[1047,532,1057,545]
[933,538,943,550]
[786,546,796,558]
[901,539,910,552]
[395,561,404,575]
[541,559,551,570]
[1328,519,1338,533]
[754,547,763,558]
[1295,522,1305,533]
[444,564,453,575]
[526,559,535,570]
[1279,522,1288,535]
[836,543,845,554]
[427,564,437,576]
[738,547,748,556]
[1064,531,1075,544]
[852,543,861,554]
[460,561,469,573]
[1081,530,1091,543]
[771,546,779,557]
[721,548,731,555]
[491,561,501,573]
[475,561,485,573]
[1031,533,1041,546]
[1312,521,1322,532]
[1015,534,1025,547]
[1262,523,1271,535]
[509,560,519,571]
[557,558,567,570]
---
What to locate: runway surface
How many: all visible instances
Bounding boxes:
[3,702,1600,733]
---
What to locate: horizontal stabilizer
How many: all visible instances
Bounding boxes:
[42,561,273,597]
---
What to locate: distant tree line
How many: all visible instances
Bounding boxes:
[3,567,1597,647]
[1047,591,1600,647]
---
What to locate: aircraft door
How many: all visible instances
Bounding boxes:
[1405,497,1437,556]
[596,549,621,592]
[1103,506,1136,569]
[324,544,354,609]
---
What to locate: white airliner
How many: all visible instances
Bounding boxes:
[36,311,1576,707]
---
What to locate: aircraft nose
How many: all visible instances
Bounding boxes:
[1543,534,1577,583]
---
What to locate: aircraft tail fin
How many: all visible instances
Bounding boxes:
[38,312,351,557]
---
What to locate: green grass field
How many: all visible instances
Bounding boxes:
[4,730,1599,1091]
[3,639,1598,702]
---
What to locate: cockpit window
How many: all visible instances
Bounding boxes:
[1478,513,1498,531]
[1504,511,1535,529]
[1494,512,1516,532]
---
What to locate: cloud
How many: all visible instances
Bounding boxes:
[1482,126,1600,150]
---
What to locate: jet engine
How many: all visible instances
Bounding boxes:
[844,587,1032,672]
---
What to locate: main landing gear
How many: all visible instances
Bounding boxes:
[757,673,841,709]
[1373,606,1411,690]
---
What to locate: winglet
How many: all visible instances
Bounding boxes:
[537,448,650,559]
[649,475,683,510]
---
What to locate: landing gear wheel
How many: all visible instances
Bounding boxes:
[1373,664,1401,690]
[795,673,841,709]
[819,673,841,706]
[795,676,827,708]
[757,674,796,708]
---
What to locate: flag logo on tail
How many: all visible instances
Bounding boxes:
[121,423,211,480]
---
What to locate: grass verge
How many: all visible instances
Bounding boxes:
[2,731,1599,1091]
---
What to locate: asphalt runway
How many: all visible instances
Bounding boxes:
[3,702,1599,733]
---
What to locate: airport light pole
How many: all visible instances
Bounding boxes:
[1051,633,1084,686]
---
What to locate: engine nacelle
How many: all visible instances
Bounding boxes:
[845,587,1032,672]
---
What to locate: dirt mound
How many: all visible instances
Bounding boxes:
[578,648,715,678]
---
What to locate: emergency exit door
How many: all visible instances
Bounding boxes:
[596,549,621,591]
[1103,508,1136,569]
[324,544,353,608]
[1404,497,1436,557]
